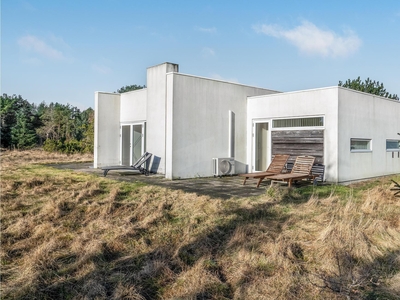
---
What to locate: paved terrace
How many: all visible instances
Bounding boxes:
[50,162,278,200]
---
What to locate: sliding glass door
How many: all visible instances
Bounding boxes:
[120,123,145,166]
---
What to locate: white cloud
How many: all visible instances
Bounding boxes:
[18,35,65,60]
[92,64,112,75]
[49,34,71,50]
[254,21,362,58]
[202,47,216,57]
[22,57,42,65]
[21,1,37,11]
[195,26,217,33]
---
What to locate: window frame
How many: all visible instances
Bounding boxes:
[386,139,400,152]
[271,116,324,130]
[350,138,372,153]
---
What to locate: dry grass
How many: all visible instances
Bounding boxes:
[1,150,399,299]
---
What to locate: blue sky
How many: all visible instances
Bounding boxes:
[2,0,400,110]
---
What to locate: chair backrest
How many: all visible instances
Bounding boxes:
[266,154,290,173]
[291,156,315,175]
[132,152,152,168]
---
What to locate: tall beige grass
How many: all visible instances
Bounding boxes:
[1,150,399,299]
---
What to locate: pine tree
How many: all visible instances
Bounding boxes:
[116,84,145,93]
[1,94,38,149]
[11,110,37,149]
[338,77,399,100]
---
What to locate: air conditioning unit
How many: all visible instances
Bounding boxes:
[213,158,235,176]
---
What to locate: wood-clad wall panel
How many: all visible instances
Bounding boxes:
[272,130,324,164]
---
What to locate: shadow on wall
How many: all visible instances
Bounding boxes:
[235,160,248,174]
[150,156,161,174]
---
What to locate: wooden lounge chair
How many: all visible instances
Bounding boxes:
[266,156,316,187]
[286,162,325,185]
[101,152,152,177]
[239,154,290,188]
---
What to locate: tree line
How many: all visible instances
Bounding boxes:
[0,85,145,153]
[0,93,94,153]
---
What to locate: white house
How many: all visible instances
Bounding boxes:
[94,62,400,183]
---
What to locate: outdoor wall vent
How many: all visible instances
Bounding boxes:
[213,158,235,177]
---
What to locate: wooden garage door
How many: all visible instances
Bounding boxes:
[271,130,324,164]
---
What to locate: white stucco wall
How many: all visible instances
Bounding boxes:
[146,63,179,174]
[120,88,147,123]
[94,92,120,168]
[166,73,278,179]
[247,87,340,182]
[337,88,400,182]
[165,74,174,179]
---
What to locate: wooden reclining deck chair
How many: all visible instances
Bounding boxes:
[239,154,290,188]
[285,162,325,185]
[266,155,315,187]
[101,152,152,177]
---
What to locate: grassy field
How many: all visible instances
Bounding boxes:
[1,150,400,299]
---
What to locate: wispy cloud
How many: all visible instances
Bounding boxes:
[21,1,37,12]
[254,21,362,58]
[18,35,65,60]
[195,26,217,33]
[92,64,112,75]
[202,47,216,57]
[49,34,71,50]
[21,57,42,65]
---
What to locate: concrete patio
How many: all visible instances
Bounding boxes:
[51,162,275,200]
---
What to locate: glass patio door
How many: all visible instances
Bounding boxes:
[253,122,269,171]
[120,123,145,166]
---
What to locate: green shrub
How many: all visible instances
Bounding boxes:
[43,139,63,152]
[63,139,82,154]
[43,139,86,154]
